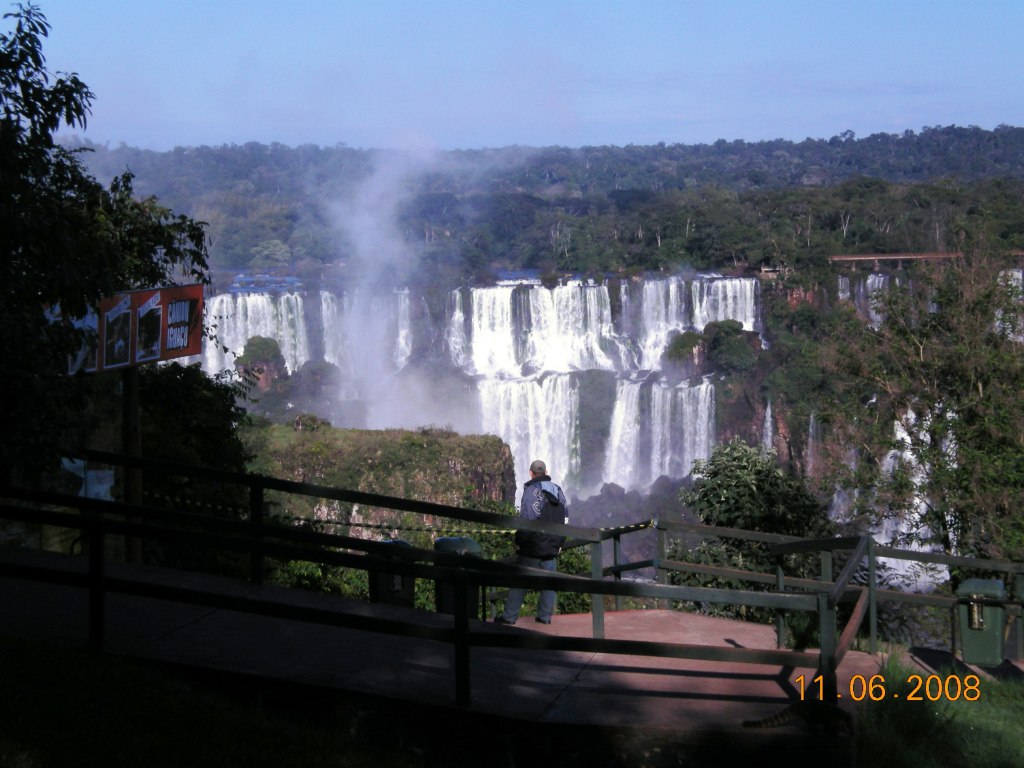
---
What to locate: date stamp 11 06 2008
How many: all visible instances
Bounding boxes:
[797,673,982,702]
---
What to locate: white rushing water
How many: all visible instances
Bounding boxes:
[204,292,310,373]
[478,373,581,497]
[203,275,759,493]
[602,377,715,489]
[632,276,689,369]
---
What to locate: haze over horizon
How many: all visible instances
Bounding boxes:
[34,0,1024,153]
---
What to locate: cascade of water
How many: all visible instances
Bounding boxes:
[523,283,620,372]
[466,286,521,376]
[602,376,715,491]
[636,276,688,369]
[998,268,1023,340]
[602,379,644,488]
[210,275,745,495]
[445,289,469,368]
[394,290,412,369]
[691,277,759,332]
[806,412,820,477]
[457,282,629,375]
[478,373,580,495]
[203,292,309,374]
[319,291,356,398]
[875,413,948,586]
[658,378,716,480]
[837,276,851,302]
[762,400,774,452]
[854,273,890,328]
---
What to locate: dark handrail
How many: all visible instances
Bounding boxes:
[14,451,1024,708]
[77,448,602,542]
[2,487,829,707]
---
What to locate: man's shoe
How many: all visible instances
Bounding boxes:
[494,616,515,625]
[535,617,551,625]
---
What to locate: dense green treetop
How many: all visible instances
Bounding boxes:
[681,437,828,539]
[816,251,1024,563]
[0,4,222,478]
[70,127,1024,283]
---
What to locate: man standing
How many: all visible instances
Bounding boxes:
[495,459,569,625]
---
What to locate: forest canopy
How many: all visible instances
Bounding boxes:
[71,127,1024,286]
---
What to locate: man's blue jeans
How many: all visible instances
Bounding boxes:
[500,555,557,622]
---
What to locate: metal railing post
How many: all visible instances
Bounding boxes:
[820,550,833,584]
[250,483,265,585]
[614,533,623,611]
[655,521,667,608]
[87,517,105,651]
[591,540,605,639]
[775,557,785,649]
[817,592,838,702]
[1016,574,1024,660]
[868,538,878,654]
[453,573,471,707]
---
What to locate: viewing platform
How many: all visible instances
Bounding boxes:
[0,545,884,765]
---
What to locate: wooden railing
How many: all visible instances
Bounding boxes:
[3,451,1022,708]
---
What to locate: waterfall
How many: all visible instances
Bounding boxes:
[691,276,760,333]
[851,273,890,328]
[635,276,688,369]
[837,276,851,302]
[998,268,1023,340]
[603,379,644,488]
[446,289,469,368]
[464,286,521,376]
[629,275,761,368]
[762,400,774,452]
[457,282,627,375]
[320,289,411,401]
[875,413,948,586]
[205,274,760,494]
[394,290,412,369]
[204,292,309,373]
[662,377,716,479]
[602,376,715,491]
[806,412,820,477]
[478,373,580,496]
[523,282,619,372]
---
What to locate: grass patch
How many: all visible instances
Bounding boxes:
[855,654,1024,768]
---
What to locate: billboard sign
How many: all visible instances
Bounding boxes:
[69,284,204,374]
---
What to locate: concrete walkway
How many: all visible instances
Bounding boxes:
[0,546,926,765]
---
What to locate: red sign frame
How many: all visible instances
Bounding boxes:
[69,284,204,374]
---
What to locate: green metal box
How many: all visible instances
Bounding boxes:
[956,578,1006,666]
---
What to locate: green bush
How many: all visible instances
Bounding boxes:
[236,335,286,368]
[663,330,702,362]
[703,319,758,372]
[673,437,832,626]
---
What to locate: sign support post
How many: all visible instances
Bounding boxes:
[122,366,143,562]
[68,284,205,564]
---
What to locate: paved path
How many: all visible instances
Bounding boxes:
[0,547,913,765]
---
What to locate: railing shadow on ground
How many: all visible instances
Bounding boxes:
[2,449,1022,709]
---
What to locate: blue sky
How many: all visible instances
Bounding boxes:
[32,0,1024,151]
